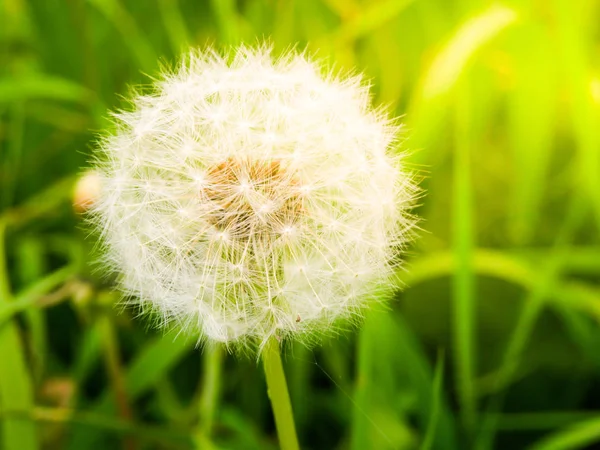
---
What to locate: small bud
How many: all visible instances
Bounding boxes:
[73,171,102,213]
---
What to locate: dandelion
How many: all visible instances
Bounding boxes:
[89,45,416,449]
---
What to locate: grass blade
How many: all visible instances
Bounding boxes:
[158,0,191,53]
[420,351,445,450]
[409,4,518,161]
[87,0,157,71]
[452,76,477,437]
[0,220,38,450]
[0,76,92,104]
[527,416,600,450]
[67,330,194,449]
[506,24,558,245]
[475,197,587,450]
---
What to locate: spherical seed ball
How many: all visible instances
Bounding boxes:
[90,45,416,351]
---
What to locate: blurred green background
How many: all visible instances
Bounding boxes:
[1,0,600,449]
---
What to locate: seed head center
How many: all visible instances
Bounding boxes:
[203,157,301,238]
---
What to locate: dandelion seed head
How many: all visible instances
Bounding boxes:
[90,45,417,351]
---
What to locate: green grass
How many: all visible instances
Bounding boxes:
[1,0,599,449]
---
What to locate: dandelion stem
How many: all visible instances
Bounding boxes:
[196,344,223,449]
[262,337,300,450]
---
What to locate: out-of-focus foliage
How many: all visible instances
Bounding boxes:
[1,0,599,449]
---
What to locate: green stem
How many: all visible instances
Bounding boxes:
[262,337,300,450]
[196,344,223,449]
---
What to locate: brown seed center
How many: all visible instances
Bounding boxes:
[203,157,301,239]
